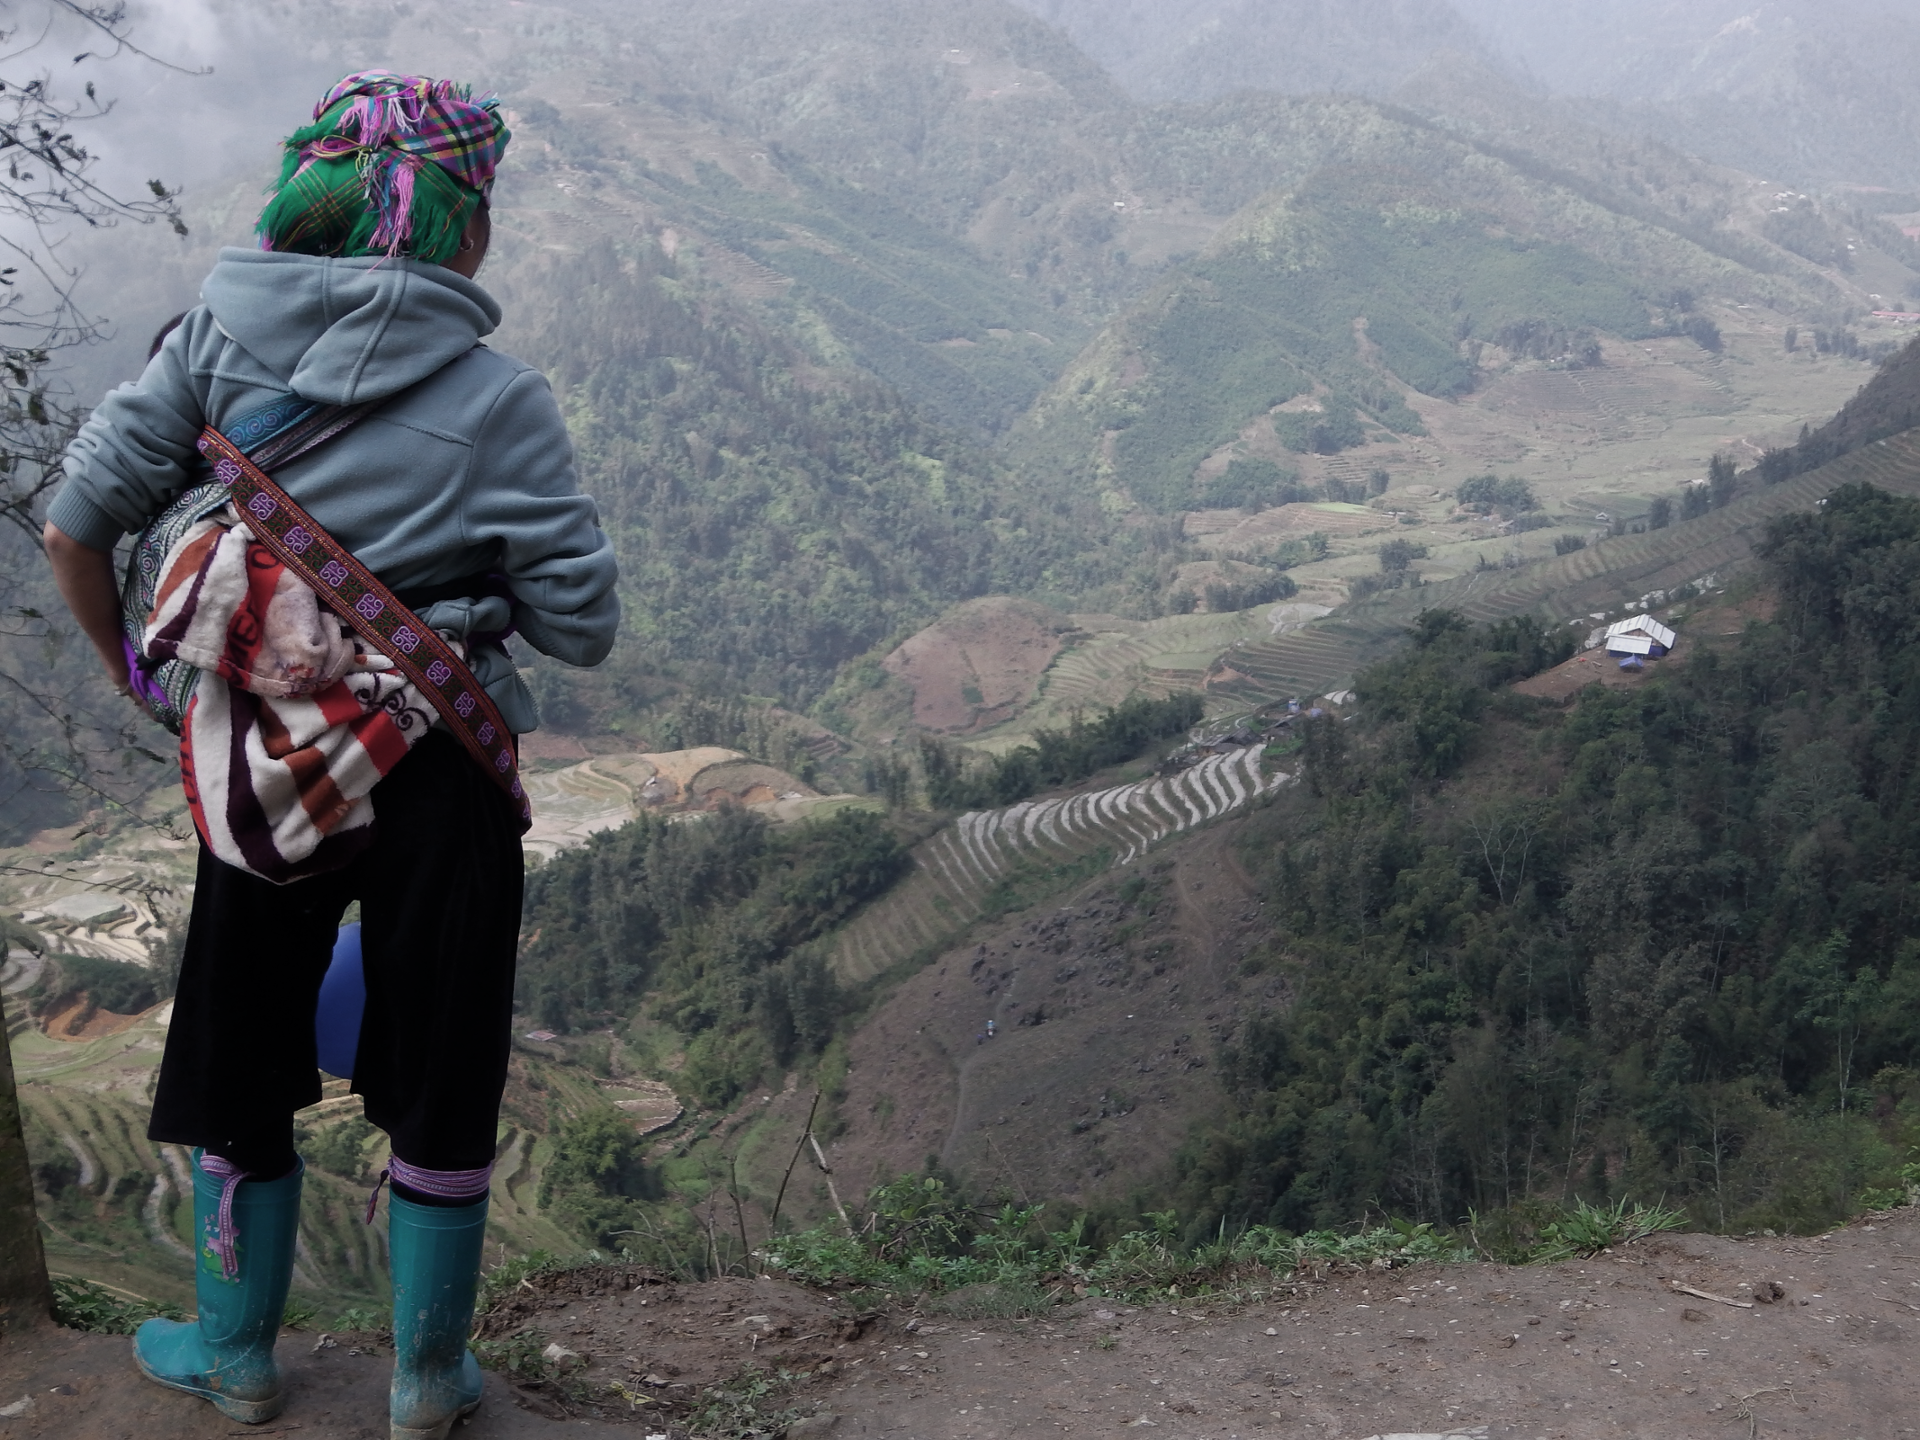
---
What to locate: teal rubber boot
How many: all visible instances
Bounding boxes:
[133,1153,302,1423]
[387,1191,488,1440]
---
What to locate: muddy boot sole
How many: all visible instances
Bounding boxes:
[134,1347,285,1424]
[390,1394,482,1440]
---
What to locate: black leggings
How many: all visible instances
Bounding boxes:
[149,731,523,1178]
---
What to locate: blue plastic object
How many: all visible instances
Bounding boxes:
[315,922,366,1080]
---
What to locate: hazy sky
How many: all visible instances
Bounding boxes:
[21,0,443,396]
[44,2,314,196]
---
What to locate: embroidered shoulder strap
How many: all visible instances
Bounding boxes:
[195,425,532,833]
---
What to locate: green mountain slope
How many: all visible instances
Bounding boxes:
[37,0,1914,753]
[48,0,1906,743]
[1012,109,1852,513]
[506,92,1089,437]
[490,241,1094,710]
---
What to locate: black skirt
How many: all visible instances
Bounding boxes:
[148,731,523,1173]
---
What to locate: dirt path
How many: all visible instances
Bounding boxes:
[935,954,1030,1184]
[0,1323,620,1440]
[804,1213,1919,1439]
[6,1208,1916,1439]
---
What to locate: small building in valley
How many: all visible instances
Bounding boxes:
[1597,613,1676,657]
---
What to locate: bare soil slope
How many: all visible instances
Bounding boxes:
[826,826,1277,1208]
[883,598,1078,734]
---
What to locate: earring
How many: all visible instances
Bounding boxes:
[458,237,476,253]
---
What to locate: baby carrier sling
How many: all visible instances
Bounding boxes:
[121,392,531,881]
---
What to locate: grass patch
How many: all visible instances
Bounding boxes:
[1466,1198,1692,1266]
[687,1366,811,1440]
[927,1279,1056,1320]
[975,848,1113,924]
[330,1304,391,1335]
[50,1277,183,1335]
[756,1182,1485,1307]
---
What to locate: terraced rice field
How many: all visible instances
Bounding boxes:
[998,427,1920,735]
[521,757,643,861]
[521,748,867,859]
[1,959,584,1309]
[1197,502,1394,561]
[1212,614,1393,704]
[6,855,189,966]
[980,430,1920,731]
[978,611,1266,750]
[830,745,1287,982]
[1483,362,1732,442]
[12,1059,392,1309]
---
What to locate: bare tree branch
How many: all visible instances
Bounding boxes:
[0,3,198,537]
[47,1,213,76]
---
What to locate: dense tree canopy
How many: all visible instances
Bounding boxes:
[1178,494,1920,1238]
[517,806,909,1106]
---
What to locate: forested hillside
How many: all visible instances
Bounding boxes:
[1179,486,1920,1238]
[492,241,1095,710]
[517,806,907,1105]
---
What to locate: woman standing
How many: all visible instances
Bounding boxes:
[41,73,618,1437]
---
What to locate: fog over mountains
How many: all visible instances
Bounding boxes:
[1012,0,1920,190]
[1012,0,1493,102]
[24,0,1918,738]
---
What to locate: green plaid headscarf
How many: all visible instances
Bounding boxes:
[258,71,511,266]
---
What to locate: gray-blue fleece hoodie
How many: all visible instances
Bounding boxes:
[48,247,620,734]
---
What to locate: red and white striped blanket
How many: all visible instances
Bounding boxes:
[143,506,443,882]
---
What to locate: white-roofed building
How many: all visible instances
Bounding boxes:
[1602,613,1676,656]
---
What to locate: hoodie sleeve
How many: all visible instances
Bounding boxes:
[47,318,212,551]
[463,365,620,667]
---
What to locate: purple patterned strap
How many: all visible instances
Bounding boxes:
[364,1157,492,1222]
[198,1153,249,1282]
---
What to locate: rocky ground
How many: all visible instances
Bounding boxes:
[4,1206,1916,1440]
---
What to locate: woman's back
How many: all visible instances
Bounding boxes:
[55,248,616,664]
[52,248,618,732]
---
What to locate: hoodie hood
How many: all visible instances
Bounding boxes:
[201,248,502,406]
